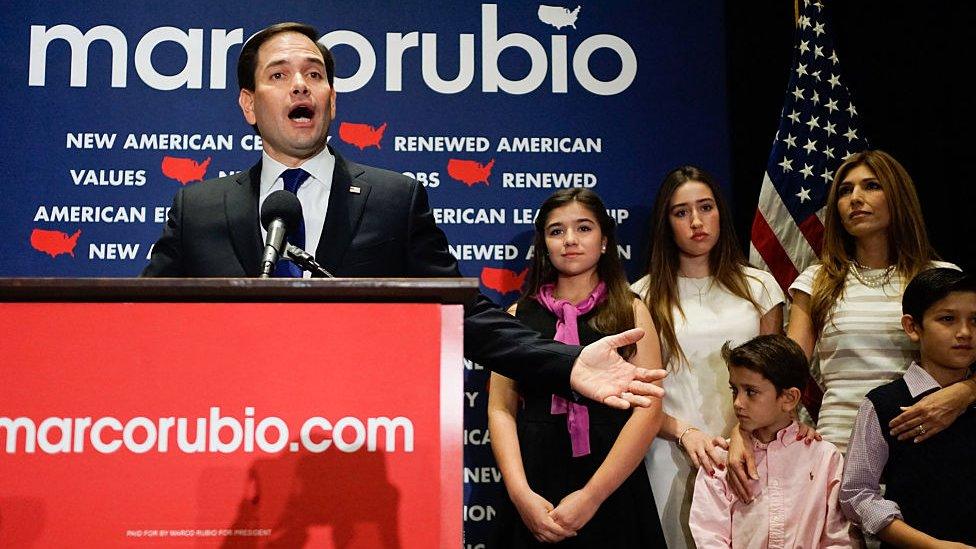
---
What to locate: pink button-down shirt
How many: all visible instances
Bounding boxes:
[689,422,859,548]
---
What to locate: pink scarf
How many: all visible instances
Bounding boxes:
[535,281,607,457]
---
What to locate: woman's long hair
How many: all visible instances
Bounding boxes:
[520,189,636,358]
[640,166,759,368]
[810,149,937,333]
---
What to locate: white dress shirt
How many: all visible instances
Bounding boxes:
[258,148,335,277]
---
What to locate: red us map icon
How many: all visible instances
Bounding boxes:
[161,156,212,185]
[338,121,387,150]
[480,266,527,294]
[30,228,81,258]
[447,158,495,186]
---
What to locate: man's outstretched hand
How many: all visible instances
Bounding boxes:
[570,328,666,409]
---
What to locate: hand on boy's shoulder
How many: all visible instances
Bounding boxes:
[693,445,737,502]
[695,446,731,481]
[711,432,843,502]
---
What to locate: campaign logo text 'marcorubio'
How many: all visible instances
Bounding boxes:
[28,4,636,95]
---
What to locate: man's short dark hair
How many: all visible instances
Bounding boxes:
[721,334,808,394]
[237,22,335,91]
[903,267,976,322]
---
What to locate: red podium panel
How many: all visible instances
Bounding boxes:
[0,296,464,547]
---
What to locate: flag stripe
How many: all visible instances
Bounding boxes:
[756,171,819,271]
[750,0,868,290]
[751,210,799,292]
[798,212,825,252]
[749,242,771,271]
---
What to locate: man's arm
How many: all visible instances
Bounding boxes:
[397,172,579,388]
[466,298,663,406]
[402,176,664,406]
[463,293,578,389]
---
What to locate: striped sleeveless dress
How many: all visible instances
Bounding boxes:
[789,261,956,454]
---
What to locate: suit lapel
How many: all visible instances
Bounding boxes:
[225,162,263,277]
[317,149,371,271]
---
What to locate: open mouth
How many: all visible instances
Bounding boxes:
[288,105,314,122]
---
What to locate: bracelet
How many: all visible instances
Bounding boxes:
[677,426,699,450]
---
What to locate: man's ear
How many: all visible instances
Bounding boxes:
[901,313,922,343]
[329,86,336,119]
[779,387,801,412]
[239,89,256,125]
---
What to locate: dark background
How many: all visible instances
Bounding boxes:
[727,1,974,272]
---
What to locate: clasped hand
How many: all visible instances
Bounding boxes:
[511,489,574,543]
[513,487,602,543]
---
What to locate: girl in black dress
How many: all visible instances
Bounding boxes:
[488,189,667,547]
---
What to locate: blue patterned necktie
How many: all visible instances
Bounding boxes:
[274,168,311,277]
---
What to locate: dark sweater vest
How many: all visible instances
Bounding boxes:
[866,377,976,546]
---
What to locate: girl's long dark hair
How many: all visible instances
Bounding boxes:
[640,166,760,369]
[520,189,636,359]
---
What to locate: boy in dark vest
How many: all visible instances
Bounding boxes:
[840,267,976,547]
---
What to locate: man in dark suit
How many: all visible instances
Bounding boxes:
[143,22,664,410]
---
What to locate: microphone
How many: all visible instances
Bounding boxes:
[259,190,304,278]
[284,243,334,278]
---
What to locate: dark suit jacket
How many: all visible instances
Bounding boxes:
[143,149,577,389]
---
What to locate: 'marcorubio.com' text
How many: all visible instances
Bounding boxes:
[0,407,414,454]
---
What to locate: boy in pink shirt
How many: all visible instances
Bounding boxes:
[689,334,858,548]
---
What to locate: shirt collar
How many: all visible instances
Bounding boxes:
[903,361,944,398]
[259,146,335,197]
[751,420,800,449]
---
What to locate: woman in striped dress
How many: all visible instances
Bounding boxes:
[785,150,971,454]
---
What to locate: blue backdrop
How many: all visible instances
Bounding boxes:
[0,2,729,546]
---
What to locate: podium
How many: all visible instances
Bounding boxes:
[0,278,476,548]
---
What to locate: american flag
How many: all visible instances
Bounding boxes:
[750,0,870,291]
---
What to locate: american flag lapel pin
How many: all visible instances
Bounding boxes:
[350,186,361,194]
